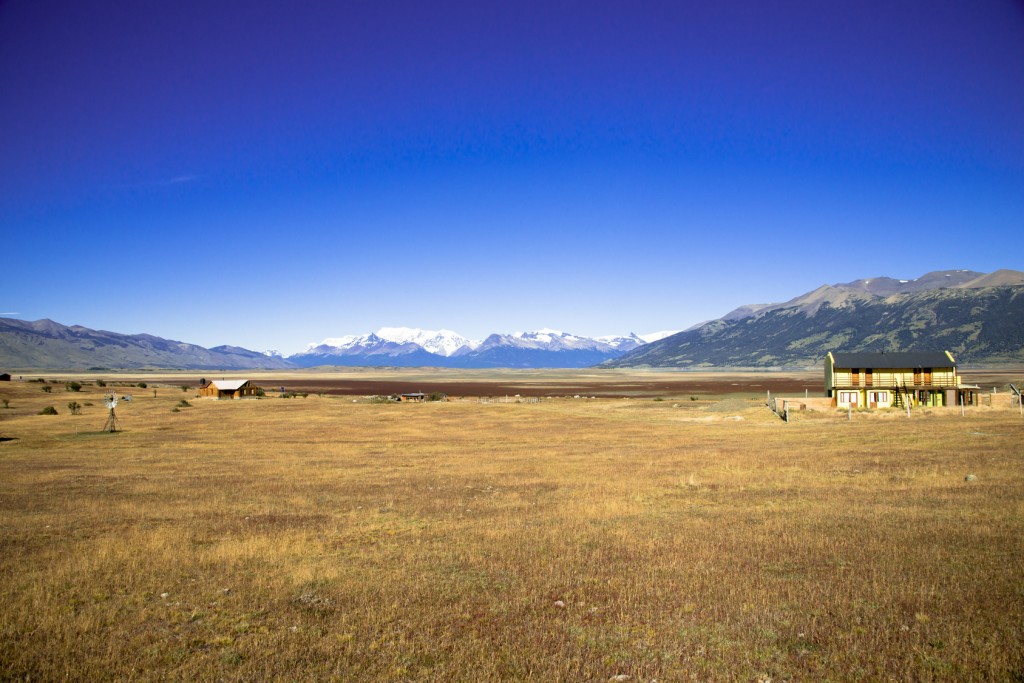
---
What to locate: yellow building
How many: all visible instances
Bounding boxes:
[824,351,978,408]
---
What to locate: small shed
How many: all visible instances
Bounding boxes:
[400,392,426,402]
[199,379,260,400]
[0,373,10,382]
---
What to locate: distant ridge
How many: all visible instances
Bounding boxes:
[606,269,1024,368]
[0,318,294,370]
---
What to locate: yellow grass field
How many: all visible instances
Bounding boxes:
[1,372,1023,681]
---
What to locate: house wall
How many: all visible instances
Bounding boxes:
[834,388,895,409]
[832,367,957,389]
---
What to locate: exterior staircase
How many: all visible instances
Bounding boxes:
[892,382,910,408]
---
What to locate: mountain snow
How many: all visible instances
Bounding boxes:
[376,327,478,356]
[638,330,680,343]
[300,327,665,359]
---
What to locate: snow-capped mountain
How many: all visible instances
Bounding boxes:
[474,329,615,352]
[290,327,660,368]
[597,333,647,351]
[375,327,478,356]
[292,332,442,367]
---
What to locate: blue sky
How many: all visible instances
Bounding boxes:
[3,0,1023,354]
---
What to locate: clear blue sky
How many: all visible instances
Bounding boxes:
[3,0,1023,354]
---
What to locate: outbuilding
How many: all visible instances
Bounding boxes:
[0,373,10,382]
[198,379,260,400]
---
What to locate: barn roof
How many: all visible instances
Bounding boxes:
[830,351,954,369]
[210,379,250,391]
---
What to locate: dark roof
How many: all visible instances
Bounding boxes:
[830,351,954,369]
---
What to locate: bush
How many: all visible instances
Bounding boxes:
[180,385,190,392]
[66,382,82,392]
[427,392,447,402]
[177,399,191,408]
[137,382,148,389]
[41,386,52,394]
[38,406,58,415]
[67,401,82,415]
[96,379,106,387]
[2,399,9,409]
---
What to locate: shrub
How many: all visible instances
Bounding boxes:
[41,386,52,394]
[96,379,106,387]
[67,401,82,415]
[137,382,148,389]
[427,392,447,402]
[2,399,9,409]
[180,385,190,392]
[38,406,58,415]
[66,382,82,392]
[177,399,191,408]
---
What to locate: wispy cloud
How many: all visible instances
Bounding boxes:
[160,175,199,186]
[111,174,201,190]
[1,312,20,316]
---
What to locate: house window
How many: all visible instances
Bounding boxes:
[838,391,859,404]
[868,391,889,404]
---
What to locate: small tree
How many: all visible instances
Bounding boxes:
[2,399,9,409]
[180,385,190,392]
[41,385,52,394]
[39,406,58,415]
[67,401,82,415]
[96,379,106,387]
[66,381,82,392]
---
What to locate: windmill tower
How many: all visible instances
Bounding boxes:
[103,394,120,433]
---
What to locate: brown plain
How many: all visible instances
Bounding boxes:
[1,369,1022,680]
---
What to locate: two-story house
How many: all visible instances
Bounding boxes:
[824,351,978,409]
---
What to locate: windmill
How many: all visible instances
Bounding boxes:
[102,393,120,433]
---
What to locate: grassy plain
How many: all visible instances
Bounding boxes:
[1,372,1023,681]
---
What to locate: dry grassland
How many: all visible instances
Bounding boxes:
[1,377,1023,681]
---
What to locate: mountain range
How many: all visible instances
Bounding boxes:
[606,269,1024,368]
[290,328,658,368]
[2,269,1022,370]
[0,319,674,371]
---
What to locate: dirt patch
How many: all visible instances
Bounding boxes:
[264,376,821,399]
